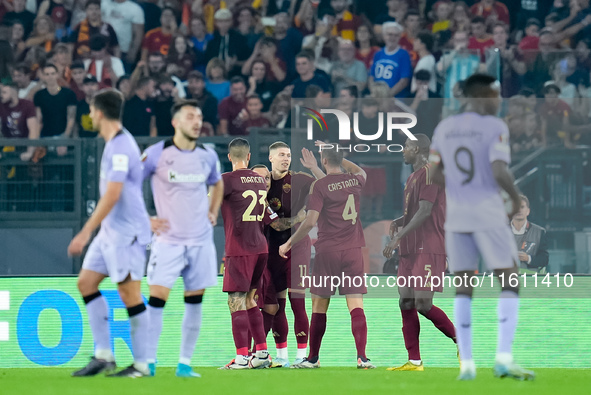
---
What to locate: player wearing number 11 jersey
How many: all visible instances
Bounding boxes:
[279,147,374,369]
[429,74,534,381]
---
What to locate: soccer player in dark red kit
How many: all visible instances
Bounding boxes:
[220,138,275,370]
[266,141,315,367]
[383,134,456,371]
[279,145,375,369]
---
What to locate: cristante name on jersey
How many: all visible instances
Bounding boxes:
[327,178,359,192]
[168,170,206,183]
[240,176,265,184]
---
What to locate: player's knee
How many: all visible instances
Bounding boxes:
[77,276,98,296]
[399,298,414,310]
[415,299,433,316]
[264,303,279,315]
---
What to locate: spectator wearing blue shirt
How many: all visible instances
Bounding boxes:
[290,50,332,98]
[369,22,412,98]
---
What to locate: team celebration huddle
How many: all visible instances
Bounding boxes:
[66,73,534,381]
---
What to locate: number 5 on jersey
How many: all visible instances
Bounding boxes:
[242,190,267,221]
[342,194,358,225]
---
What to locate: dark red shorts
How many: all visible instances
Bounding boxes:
[398,253,447,292]
[255,267,278,308]
[223,253,268,293]
[310,248,367,296]
[268,237,311,292]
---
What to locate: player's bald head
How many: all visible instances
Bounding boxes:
[228,138,250,160]
[406,134,431,154]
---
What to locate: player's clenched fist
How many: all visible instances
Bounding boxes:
[68,229,91,257]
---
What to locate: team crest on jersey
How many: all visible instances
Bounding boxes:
[283,183,291,193]
[269,197,282,211]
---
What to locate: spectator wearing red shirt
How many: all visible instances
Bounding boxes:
[141,7,176,61]
[470,0,509,26]
[330,0,362,41]
[0,83,40,158]
[467,16,494,61]
[399,9,422,67]
[218,76,247,136]
[241,94,271,134]
[68,0,120,60]
[519,18,541,65]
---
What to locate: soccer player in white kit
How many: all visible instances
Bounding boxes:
[142,100,223,377]
[429,74,535,381]
[68,89,152,378]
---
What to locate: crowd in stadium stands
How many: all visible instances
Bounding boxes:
[0,0,590,153]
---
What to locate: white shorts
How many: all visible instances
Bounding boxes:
[82,236,147,284]
[446,226,519,273]
[147,240,218,291]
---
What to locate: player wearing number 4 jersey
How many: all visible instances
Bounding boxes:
[279,146,374,370]
[220,138,274,370]
[429,74,534,381]
[142,100,224,378]
[383,134,456,372]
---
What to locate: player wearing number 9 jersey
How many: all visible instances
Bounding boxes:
[429,74,534,381]
[220,138,275,370]
[279,147,374,370]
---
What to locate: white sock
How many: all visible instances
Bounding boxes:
[146,304,164,363]
[276,347,288,360]
[497,290,519,356]
[179,302,203,365]
[179,357,191,366]
[454,295,473,361]
[461,359,476,373]
[296,347,307,360]
[409,359,422,365]
[256,349,269,358]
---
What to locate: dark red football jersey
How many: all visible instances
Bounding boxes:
[306,173,366,253]
[399,164,446,256]
[222,169,277,256]
[267,170,315,245]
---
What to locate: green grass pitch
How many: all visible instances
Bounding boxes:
[0,368,589,395]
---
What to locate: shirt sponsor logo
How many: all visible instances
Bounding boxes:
[112,154,129,172]
[168,170,206,183]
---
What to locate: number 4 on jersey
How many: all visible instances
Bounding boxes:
[342,194,358,225]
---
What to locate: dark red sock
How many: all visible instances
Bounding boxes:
[246,307,268,351]
[401,308,421,360]
[422,305,456,341]
[231,310,249,356]
[262,310,274,337]
[272,298,288,346]
[289,292,309,348]
[350,308,368,359]
[308,313,327,360]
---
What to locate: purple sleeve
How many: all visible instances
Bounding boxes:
[141,142,162,180]
[206,148,222,186]
[106,140,133,183]
[489,119,511,165]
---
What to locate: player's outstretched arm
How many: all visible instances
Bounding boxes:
[492,160,521,218]
[270,208,307,232]
[278,209,319,258]
[208,179,224,226]
[67,181,123,256]
[300,148,326,179]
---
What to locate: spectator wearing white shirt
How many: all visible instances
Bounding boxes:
[84,35,125,87]
[411,31,436,93]
[101,0,144,68]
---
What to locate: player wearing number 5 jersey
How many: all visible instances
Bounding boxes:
[220,138,275,370]
[383,134,456,372]
[369,22,412,98]
[430,74,534,381]
[279,147,375,370]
